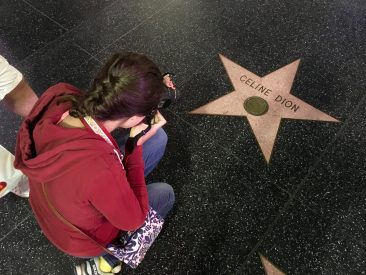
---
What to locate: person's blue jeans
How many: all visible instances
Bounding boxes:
[142,128,174,218]
[142,128,168,177]
[113,127,174,217]
[116,127,173,217]
[115,127,174,218]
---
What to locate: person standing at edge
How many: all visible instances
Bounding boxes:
[0,55,38,198]
[14,52,175,275]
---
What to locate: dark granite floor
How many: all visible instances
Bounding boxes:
[1,0,365,274]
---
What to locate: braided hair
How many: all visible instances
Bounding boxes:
[60,52,165,120]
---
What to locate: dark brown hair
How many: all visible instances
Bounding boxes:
[61,52,165,120]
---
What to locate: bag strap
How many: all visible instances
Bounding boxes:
[41,182,114,257]
[81,116,124,168]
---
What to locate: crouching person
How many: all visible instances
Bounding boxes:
[14,52,175,274]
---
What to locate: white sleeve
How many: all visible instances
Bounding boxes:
[0,55,23,100]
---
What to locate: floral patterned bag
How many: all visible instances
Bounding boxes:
[107,207,164,268]
[44,182,164,268]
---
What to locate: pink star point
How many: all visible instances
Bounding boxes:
[259,253,285,275]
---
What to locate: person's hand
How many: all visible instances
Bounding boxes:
[129,122,149,139]
[130,111,167,146]
[163,74,176,90]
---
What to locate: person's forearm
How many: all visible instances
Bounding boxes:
[124,146,149,214]
[2,79,38,117]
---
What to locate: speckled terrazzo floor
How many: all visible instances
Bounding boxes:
[0,1,365,274]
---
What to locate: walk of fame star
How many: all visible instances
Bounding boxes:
[190,55,339,163]
[259,253,285,275]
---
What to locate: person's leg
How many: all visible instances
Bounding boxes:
[115,128,167,177]
[143,130,173,217]
[0,145,29,198]
[142,128,167,176]
[75,182,174,274]
[147,182,175,219]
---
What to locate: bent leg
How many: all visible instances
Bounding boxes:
[115,128,167,176]
[147,182,175,219]
[142,128,167,176]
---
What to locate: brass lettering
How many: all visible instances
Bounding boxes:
[275,95,282,102]
[245,78,253,85]
[240,75,247,82]
[285,101,292,107]
[291,104,300,112]
[258,86,267,93]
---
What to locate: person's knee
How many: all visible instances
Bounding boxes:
[163,183,175,208]
[161,183,175,218]
[156,128,168,150]
[142,129,168,176]
[148,182,175,217]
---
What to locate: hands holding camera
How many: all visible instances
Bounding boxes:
[130,111,166,146]
[163,73,176,90]
[130,74,176,146]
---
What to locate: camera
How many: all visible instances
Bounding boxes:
[158,72,179,109]
[143,72,179,126]
[118,73,179,152]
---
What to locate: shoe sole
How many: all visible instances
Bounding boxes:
[74,265,87,275]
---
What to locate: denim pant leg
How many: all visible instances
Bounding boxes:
[142,128,167,176]
[147,182,175,219]
[142,129,174,217]
[115,127,171,215]
[115,128,167,176]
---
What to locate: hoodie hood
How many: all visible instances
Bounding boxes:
[14,83,112,183]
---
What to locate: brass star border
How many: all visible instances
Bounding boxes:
[190,54,339,163]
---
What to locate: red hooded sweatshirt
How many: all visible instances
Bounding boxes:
[14,83,148,257]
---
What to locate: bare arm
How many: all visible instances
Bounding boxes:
[0,55,38,117]
[2,79,38,117]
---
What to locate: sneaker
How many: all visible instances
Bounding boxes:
[10,174,29,198]
[74,256,121,275]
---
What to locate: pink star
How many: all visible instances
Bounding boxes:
[190,55,339,163]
